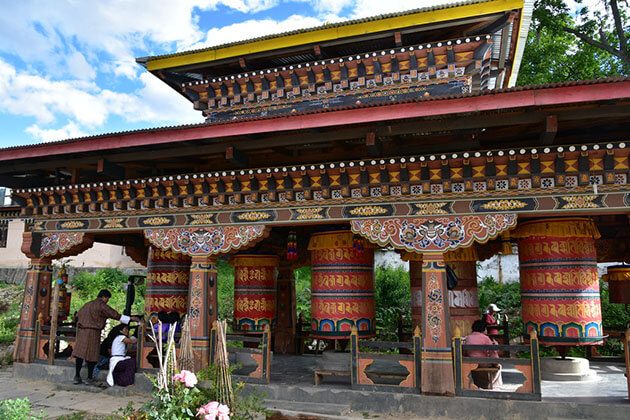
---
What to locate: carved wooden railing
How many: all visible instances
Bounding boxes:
[210,324,271,384]
[453,330,541,401]
[35,321,76,363]
[350,326,421,392]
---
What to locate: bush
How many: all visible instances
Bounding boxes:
[217,260,235,326]
[374,265,411,341]
[0,398,42,420]
[294,266,312,321]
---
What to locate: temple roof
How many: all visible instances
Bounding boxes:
[138,0,532,96]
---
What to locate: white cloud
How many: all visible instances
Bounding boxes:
[25,122,88,143]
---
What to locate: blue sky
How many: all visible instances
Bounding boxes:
[0,0,589,149]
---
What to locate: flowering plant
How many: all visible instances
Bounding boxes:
[197,401,230,420]
[174,370,199,388]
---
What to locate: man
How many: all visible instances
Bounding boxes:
[72,289,139,385]
[464,320,502,389]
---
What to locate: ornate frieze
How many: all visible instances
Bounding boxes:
[144,225,268,256]
[13,142,628,220]
[350,214,517,253]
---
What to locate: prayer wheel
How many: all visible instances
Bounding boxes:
[145,247,190,316]
[603,265,630,304]
[309,230,375,339]
[515,218,604,346]
[232,254,278,333]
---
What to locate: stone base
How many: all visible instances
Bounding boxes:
[541,357,598,381]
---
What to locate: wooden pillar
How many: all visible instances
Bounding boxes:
[187,255,218,370]
[420,253,455,396]
[14,258,52,363]
[274,263,296,354]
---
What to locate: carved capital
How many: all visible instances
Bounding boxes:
[351,214,517,253]
[144,225,269,257]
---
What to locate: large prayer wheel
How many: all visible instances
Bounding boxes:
[603,265,630,304]
[309,230,375,339]
[515,218,604,346]
[232,254,278,333]
[145,247,190,316]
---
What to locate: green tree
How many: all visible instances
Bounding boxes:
[518,0,628,84]
[374,265,411,341]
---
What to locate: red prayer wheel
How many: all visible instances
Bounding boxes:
[309,231,375,339]
[145,247,190,316]
[232,254,278,333]
[515,218,604,346]
[603,265,630,304]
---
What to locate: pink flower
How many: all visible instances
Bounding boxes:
[197,401,219,418]
[217,404,230,420]
[173,370,198,388]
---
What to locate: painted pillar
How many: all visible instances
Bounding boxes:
[187,255,218,371]
[145,247,190,317]
[14,258,52,363]
[516,218,603,346]
[420,253,455,396]
[445,247,479,337]
[274,263,296,354]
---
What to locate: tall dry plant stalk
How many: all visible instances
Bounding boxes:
[214,320,234,408]
[148,320,179,393]
[178,316,194,372]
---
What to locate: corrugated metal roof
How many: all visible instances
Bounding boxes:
[140,0,497,64]
[1,77,627,154]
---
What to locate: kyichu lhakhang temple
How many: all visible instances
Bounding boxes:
[1,0,629,400]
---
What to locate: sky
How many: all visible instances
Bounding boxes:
[0,0,590,149]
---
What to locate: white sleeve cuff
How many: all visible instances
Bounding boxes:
[119,315,131,324]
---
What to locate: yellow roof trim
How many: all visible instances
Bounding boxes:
[147,0,524,71]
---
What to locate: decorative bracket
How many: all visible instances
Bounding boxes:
[39,232,94,258]
[144,225,269,257]
[350,214,517,253]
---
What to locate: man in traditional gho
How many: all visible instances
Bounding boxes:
[72,289,139,385]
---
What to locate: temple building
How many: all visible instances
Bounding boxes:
[1,0,628,398]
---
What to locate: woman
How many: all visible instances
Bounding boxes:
[106,324,137,387]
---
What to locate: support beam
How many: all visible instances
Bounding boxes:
[313,45,322,58]
[238,57,247,71]
[540,115,558,145]
[366,132,381,156]
[97,158,125,180]
[226,146,249,168]
[394,31,402,47]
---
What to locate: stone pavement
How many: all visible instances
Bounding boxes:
[0,367,146,418]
